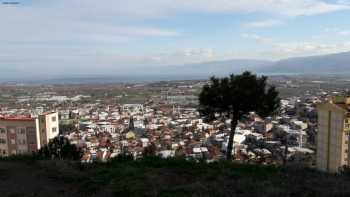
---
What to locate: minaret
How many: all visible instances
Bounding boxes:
[129,116,135,131]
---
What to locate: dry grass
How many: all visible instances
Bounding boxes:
[1,157,350,197]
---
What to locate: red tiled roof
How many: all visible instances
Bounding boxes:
[0,116,35,121]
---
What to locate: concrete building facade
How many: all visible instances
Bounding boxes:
[317,97,350,173]
[0,112,59,157]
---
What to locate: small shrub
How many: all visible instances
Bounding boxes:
[37,136,83,161]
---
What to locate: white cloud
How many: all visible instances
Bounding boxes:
[0,0,349,77]
[241,33,273,44]
[181,48,214,58]
[0,0,347,43]
[0,4,178,44]
[267,41,350,60]
[337,0,350,5]
[338,30,350,36]
[244,19,284,28]
[273,42,350,54]
[241,32,350,58]
[323,27,350,36]
[99,0,349,17]
[150,48,216,65]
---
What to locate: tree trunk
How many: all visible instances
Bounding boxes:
[226,118,238,160]
[283,135,288,166]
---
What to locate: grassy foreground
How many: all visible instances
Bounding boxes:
[1,156,349,197]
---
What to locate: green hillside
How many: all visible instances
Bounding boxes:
[0,156,349,197]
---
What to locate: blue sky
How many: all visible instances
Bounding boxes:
[1,0,350,77]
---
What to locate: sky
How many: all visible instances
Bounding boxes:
[1,0,350,78]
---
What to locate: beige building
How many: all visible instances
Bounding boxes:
[37,112,59,147]
[0,112,59,157]
[317,96,350,173]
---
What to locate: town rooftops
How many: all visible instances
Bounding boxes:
[0,116,35,121]
[41,111,57,115]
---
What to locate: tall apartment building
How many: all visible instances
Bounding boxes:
[317,96,350,173]
[0,112,59,157]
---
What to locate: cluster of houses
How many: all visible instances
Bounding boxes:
[0,83,325,165]
[56,98,316,165]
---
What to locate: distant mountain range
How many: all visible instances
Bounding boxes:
[141,59,273,77]
[142,51,350,78]
[3,51,350,83]
[258,51,350,74]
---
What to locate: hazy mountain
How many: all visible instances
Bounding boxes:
[4,51,350,83]
[142,59,273,77]
[153,50,350,77]
[44,59,272,83]
[259,51,350,74]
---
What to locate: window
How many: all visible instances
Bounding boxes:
[17,128,26,135]
[18,139,26,145]
[27,127,35,135]
[52,127,57,133]
[51,116,57,122]
[10,128,15,134]
[0,138,6,144]
[10,139,16,145]
[0,128,5,134]
[28,140,36,145]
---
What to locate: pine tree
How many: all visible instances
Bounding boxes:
[199,71,280,160]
